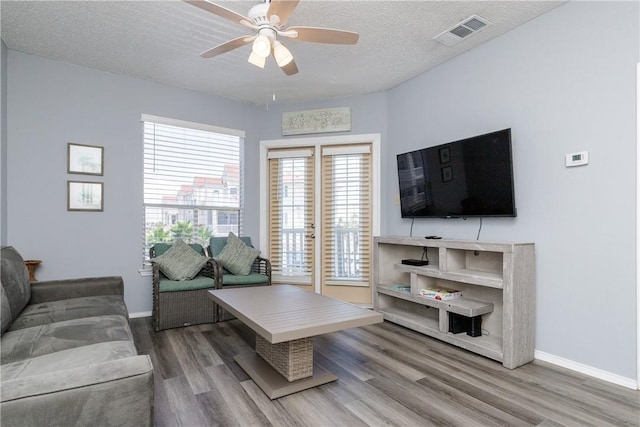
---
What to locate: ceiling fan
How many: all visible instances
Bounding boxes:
[184,0,359,75]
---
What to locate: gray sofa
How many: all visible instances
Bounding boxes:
[0,246,154,426]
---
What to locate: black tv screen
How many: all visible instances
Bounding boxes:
[397,128,516,218]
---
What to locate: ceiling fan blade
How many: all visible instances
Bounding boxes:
[286,26,359,44]
[184,1,251,26]
[281,58,298,76]
[201,36,253,58]
[267,0,299,26]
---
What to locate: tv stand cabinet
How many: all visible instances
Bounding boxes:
[373,236,535,369]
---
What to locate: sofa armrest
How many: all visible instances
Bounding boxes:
[1,355,154,426]
[29,276,124,304]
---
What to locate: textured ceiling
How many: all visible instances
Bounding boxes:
[0,0,565,105]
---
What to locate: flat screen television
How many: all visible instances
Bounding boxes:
[396,128,516,218]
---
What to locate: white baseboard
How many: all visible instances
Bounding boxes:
[129,311,152,319]
[535,350,638,390]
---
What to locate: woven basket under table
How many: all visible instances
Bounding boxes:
[255,335,314,381]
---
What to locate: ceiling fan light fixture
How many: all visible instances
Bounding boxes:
[248,51,266,68]
[184,0,358,78]
[252,34,272,58]
[273,41,293,67]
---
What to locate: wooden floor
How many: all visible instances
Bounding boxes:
[130,317,640,427]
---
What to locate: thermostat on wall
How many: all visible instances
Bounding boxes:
[565,151,589,167]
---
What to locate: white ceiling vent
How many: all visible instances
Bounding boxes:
[433,15,492,46]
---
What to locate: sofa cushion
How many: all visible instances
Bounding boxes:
[1,285,12,335]
[1,246,32,334]
[8,295,128,332]
[1,340,138,382]
[1,315,133,365]
[158,276,215,293]
[151,239,208,281]
[215,232,260,276]
[222,273,269,286]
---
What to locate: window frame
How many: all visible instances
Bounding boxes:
[140,114,245,271]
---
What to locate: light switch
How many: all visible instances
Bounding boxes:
[566,151,589,167]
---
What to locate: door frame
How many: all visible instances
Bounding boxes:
[259,133,381,295]
[636,63,639,390]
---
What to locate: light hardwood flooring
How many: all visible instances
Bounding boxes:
[130,317,640,426]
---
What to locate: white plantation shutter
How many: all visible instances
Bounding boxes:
[268,148,314,284]
[321,144,372,286]
[142,115,244,260]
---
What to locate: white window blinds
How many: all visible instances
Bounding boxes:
[268,148,314,284]
[142,116,243,259]
[321,144,372,286]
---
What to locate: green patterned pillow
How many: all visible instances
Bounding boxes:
[215,232,260,276]
[151,239,208,281]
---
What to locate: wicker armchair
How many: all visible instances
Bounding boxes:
[207,236,272,322]
[150,243,216,332]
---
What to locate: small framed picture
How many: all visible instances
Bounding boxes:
[441,166,453,183]
[67,181,103,211]
[68,143,104,175]
[439,147,451,164]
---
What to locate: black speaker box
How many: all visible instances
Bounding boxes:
[401,259,429,266]
[449,313,482,337]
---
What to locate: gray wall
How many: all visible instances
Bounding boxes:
[3,0,638,382]
[1,40,7,246]
[6,51,260,313]
[386,1,639,380]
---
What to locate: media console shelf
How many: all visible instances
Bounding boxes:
[373,236,535,369]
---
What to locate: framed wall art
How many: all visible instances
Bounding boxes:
[282,107,351,136]
[67,181,104,212]
[439,147,450,164]
[441,166,453,183]
[68,143,104,175]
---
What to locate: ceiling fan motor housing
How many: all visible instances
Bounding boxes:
[248,3,275,26]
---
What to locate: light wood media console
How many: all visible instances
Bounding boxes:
[373,236,535,369]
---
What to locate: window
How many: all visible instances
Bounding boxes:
[142,114,244,261]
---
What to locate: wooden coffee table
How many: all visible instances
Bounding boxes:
[208,285,383,399]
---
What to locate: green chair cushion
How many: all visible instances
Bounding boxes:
[222,273,269,286]
[152,242,204,257]
[209,235,252,258]
[158,276,215,293]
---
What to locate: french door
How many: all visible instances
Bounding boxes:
[268,147,315,287]
[261,135,379,305]
[319,145,372,303]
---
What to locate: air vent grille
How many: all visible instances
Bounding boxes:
[464,17,487,31]
[433,15,492,46]
[450,25,473,38]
